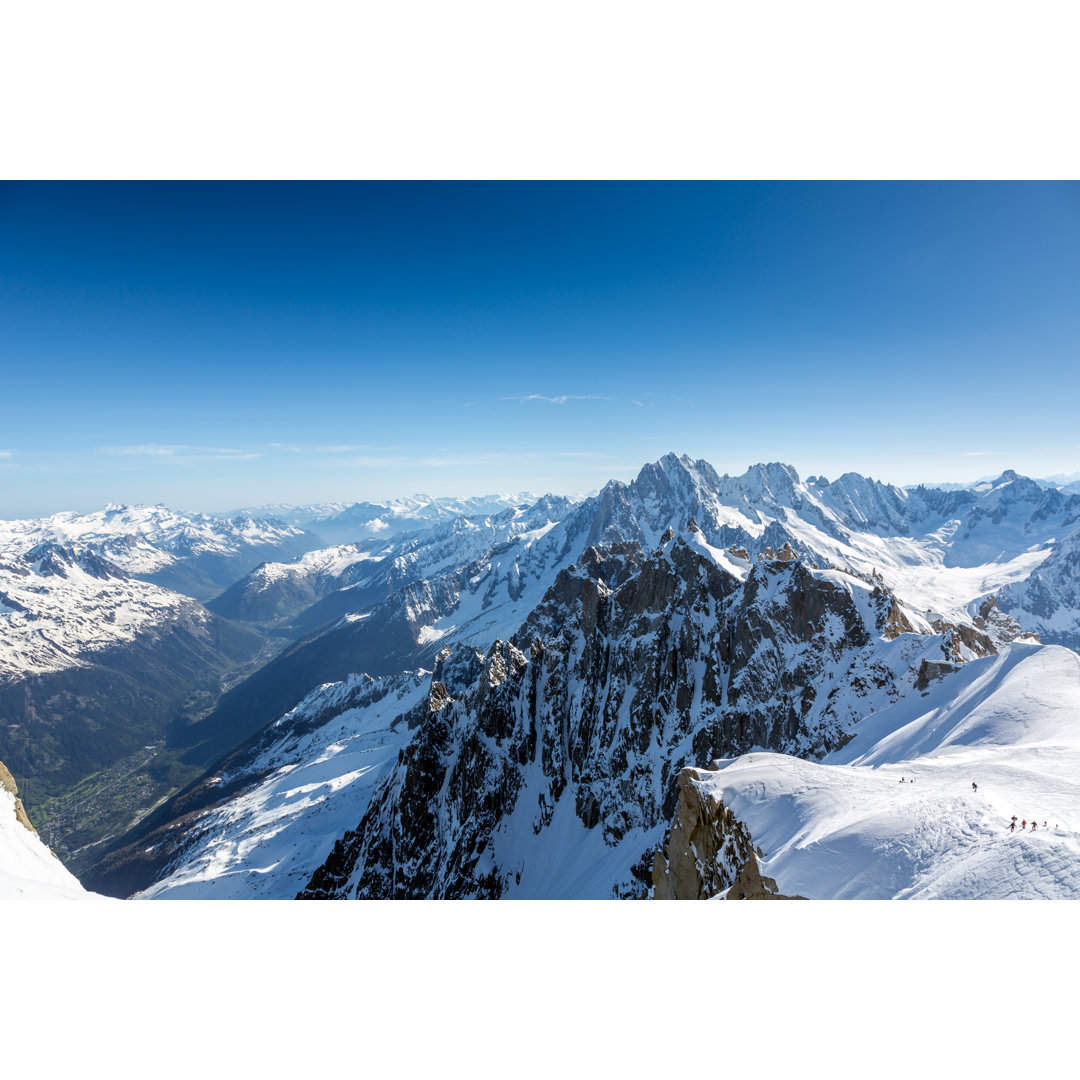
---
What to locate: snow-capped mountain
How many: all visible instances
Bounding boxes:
[0,538,264,817]
[180,457,1077,765]
[295,534,990,900]
[207,494,577,631]
[0,509,285,842]
[0,542,202,679]
[996,525,1080,650]
[228,493,547,546]
[224,456,1078,647]
[90,671,431,899]
[0,503,318,600]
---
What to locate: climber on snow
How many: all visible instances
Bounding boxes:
[972,782,977,792]
[1009,820,1015,832]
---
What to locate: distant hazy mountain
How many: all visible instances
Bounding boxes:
[0,503,320,600]
[223,493,547,545]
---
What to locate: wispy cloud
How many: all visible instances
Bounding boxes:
[501,394,615,405]
[637,392,692,408]
[97,444,262,463]
[960,450,1005,457]
[0,450,12,459]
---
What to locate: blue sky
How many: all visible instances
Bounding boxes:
[2,181,1078,517]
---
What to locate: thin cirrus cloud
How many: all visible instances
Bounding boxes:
[96,444,263,463]
[501,394,615,405]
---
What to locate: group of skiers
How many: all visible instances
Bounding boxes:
[1008,816,1053,832]
[972,782,1057,833]
[894,778,1059,833]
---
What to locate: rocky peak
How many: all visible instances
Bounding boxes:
[629,455,717,522]
[973,594,1041,649]
[652,767,757,900]
[25,541,76,577]
[733,461,803,509]
[928,616,997,662]
[432,643,485,697]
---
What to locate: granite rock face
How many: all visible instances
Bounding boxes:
[651,768,756,900]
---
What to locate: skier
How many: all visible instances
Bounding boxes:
[972,782,978,792]
[1010,820,1016,832]
[1022,819,1027,829]
[1031,821,1037,831]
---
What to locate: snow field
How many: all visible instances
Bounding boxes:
[713,645,1080,899]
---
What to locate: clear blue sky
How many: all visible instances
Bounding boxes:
[2,181,1078,517]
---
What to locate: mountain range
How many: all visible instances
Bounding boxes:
[3,454,1079,900]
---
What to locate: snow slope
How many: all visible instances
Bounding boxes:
[135,671,429,899]
[710,643,1080,899]
[1,788,99,899]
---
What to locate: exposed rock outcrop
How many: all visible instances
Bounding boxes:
[973,594,1041,649]
[0,759,36,833]
[724,853,805,900]
[652,768,756,899]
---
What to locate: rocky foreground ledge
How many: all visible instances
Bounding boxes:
[652,767,804,900]
[0,759,36,834]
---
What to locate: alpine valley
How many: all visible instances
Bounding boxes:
[4,455,1080,901]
